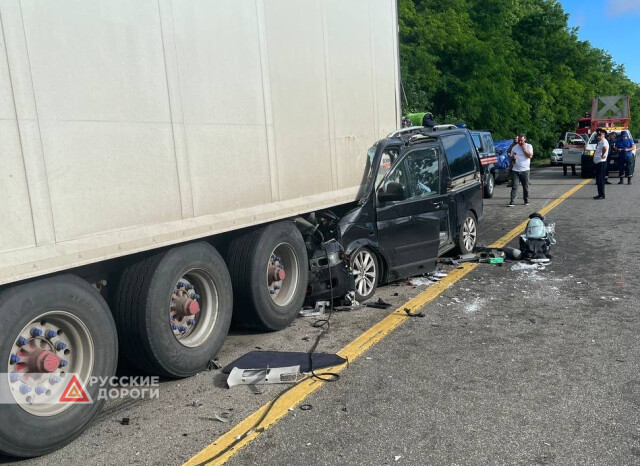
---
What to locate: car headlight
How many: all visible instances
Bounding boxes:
[586,150,595,157]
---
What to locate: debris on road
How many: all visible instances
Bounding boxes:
[227,366,302,388]
[206,358,222,371]
[299,301,330,317]
[222,351,347,374]
[299,404,313,411]
[212,413,232,423]
[120,417,130,426]
[187,401,203,408]
[407,277,434,287]
[365,298,393,309]
[404,308,425,318]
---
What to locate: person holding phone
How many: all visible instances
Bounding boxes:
[508,133,534,206]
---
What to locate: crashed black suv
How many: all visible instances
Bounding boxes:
[335,126,484,301]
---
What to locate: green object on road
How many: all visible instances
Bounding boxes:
[489,257,504,264]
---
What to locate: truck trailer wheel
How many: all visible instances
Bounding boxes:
[456,211,478,255]
[0,275,117,458]
[227,221,308,330]
[113,242,233,378]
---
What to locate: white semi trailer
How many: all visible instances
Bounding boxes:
[0,0,399,456]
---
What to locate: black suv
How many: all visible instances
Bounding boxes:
[338,126,484,301]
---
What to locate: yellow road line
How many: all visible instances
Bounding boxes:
[184,178,590,466]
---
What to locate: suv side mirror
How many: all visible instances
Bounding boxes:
[497,149,504,155]
[378,182,406,203]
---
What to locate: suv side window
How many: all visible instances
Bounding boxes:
[482,134,495,153]
[381,157,410,197]
[405,148,440,198]
[471,133,483,152]
[441,133,477,178]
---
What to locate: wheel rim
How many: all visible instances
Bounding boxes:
[462,216,477,252]
[352,250,376,297]
[169,270,219,348]
[7,311,95,416]
[488,175,494,193]
[266,243,299,306]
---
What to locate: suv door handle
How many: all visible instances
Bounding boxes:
[434,201,445,209]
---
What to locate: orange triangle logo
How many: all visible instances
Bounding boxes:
[59,375,92,403]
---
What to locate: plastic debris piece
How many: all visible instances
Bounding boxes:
[395,456,402,461]
[120,417,130,426]
[407,277,433,287]
[299,404,313,411]
[213,413,231,423]
[227,366,302,388]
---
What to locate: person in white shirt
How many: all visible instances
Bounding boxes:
[593,130,609,199]
[508,133,534,206]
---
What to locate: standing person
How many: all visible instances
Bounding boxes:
[615,130,636,184]
[508,133,534,206]
[593,130,609,200]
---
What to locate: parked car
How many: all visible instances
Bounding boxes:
[493,139,514,184]
[340,126,483,301]
[551,141,563,165]
[470,130,498,198]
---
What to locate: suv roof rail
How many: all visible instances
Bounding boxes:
[387,126,426,138]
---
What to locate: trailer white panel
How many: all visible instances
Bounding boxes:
[0,0,400,285]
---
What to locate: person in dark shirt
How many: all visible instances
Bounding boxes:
[615,130,636,184]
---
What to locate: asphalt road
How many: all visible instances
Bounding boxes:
[5,166,640,465]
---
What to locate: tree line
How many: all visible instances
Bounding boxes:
[399,0,640,154]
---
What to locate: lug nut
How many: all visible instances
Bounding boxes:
[194,294,201,300]
[35,386,46,395]
[31,328,43,337]
[186,284,194,290]
[171,324,178,331]
[178,326,188,333]
[10,373,20,383]
[178,282,186,288]
[187,320,195,326]
[59,360,68,368]
[49,376,61,385]
[10,354,20,364]
[56,342,68,351]
[269,289,276,295]
[16,337,28,347]
[19,385,32,394]
[173,288,179,294]
[46,330,57,339]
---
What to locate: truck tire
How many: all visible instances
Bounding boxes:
[484,173,495,198]
[580,163,592,178]
[456,211,478,255]
[113,242,233,378]
[350,247,379,302]
[227,221,308,330]
[0,275,117,458]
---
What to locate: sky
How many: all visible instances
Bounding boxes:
[558,0,640,84]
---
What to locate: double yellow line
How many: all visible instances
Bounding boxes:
[184,179,590,466]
